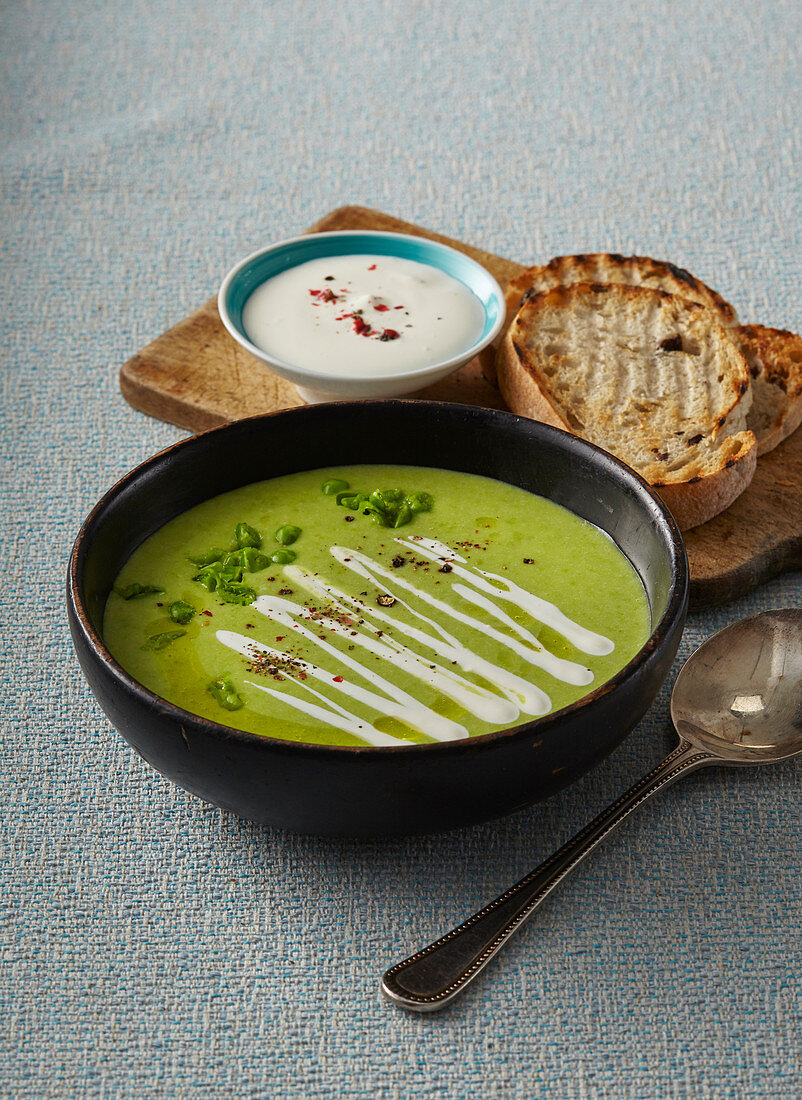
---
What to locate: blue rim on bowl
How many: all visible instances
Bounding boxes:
[217,230,506,401]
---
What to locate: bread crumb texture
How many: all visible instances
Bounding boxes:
[497,282,757,530]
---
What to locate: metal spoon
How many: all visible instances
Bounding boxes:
[382,608,802,1012]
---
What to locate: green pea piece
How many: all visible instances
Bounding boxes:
[328,483,434,527]
[116,582,164,600]
[168,600,196,625]
[142,630,186,651]
[220,550,270,576]
[368,508,391,528]
[194,562,230,591]
[407,491,434,513]
[207,675,244,711]
[275,524,301,546]
[368,489,389,512]
[392,503,413,528]
[188,547,225,567]
[240,547,271,573]
[363,491,391,527]
[233,522,262,550]
[217,580,257,606]
[271,549,297,566]
[322,478,350,495]
[222,548,270,574]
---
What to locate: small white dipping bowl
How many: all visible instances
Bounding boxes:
[218,230,506,404]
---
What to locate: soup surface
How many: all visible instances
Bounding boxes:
[103,465,650,747]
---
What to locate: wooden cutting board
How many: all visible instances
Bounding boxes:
[120,206,802,610]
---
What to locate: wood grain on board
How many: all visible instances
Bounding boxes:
[120,205,802,609]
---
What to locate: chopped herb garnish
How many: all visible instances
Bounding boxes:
[222,547,271,573]
[142,630,186,651]
[116,582,164,600]
[271,548,297,566]
[322,478,350,496]
[191,526,270,600]
[392,503,412,528]
[371,489,404,509]
[275,524,301,546]
[188,547,225,567]
[193,561,231,592]
[217,579,257,605]
[327,485,434,528]
[407,491,434,514]
[168,600,196,625]
[233,522,262,550]
[336,491,367,509]
[207,675,244,711]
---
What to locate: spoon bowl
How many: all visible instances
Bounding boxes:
[672,609,802,763]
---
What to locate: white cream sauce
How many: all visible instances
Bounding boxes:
[241,255,486,376]
[217,632,464,748]
[329,546,595,684]
[282,565,549,717]
[214,539,615,748]
[398,536,616,656]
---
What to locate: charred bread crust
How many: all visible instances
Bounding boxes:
[650,433,757,530]
[733,323,802,455]
[506,251,737,327]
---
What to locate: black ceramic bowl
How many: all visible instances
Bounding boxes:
[68,402,688,836]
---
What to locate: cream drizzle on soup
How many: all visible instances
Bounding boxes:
[214,535,617,746]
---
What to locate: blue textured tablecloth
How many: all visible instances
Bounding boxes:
[3,2,800,1096]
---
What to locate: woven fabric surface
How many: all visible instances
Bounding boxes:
[2,1,800,1096]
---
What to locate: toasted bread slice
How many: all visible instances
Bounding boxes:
[483,251,738,388]
[497,283,757,530]
[731,324,802,455]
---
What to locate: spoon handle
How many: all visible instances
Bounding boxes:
[382,739,713,1012]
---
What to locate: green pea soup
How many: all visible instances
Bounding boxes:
[103,465,651,747]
